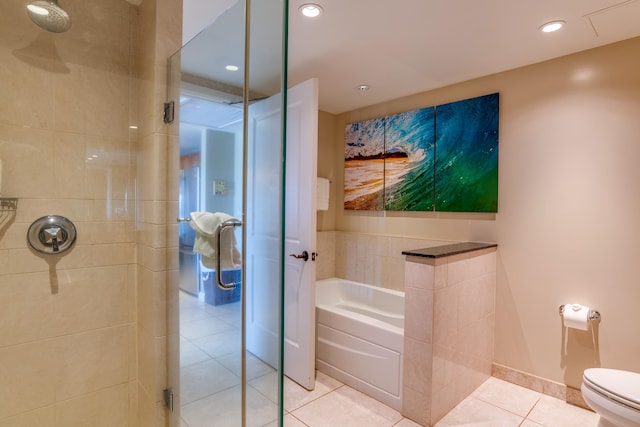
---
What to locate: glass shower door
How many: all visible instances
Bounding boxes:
[168,0,286,425]
[178,166,199,296]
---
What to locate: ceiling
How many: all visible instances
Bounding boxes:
[180,0,640,115]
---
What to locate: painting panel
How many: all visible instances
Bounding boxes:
[383,107,435,211]
[435,93,499,212]
[344,117,385,210]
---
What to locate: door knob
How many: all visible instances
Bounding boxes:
[289,251,309,261]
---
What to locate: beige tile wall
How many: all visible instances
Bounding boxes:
[0,0,138,424]
[0,0,181,425]
[402,248,496,426]
[330,231,447,291]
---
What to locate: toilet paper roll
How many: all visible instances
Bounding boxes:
[563,303,590,331]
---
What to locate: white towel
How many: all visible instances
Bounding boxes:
[189,212,241,269]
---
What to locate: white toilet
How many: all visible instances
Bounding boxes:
[582,368,640,427]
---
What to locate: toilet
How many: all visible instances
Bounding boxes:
[582,368,640,427]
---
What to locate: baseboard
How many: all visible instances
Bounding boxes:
[492,363,592,411]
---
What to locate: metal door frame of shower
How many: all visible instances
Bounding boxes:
[241,1,289,424]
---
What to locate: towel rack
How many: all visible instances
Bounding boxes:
[216,218,242,290]
[176,217,191,223]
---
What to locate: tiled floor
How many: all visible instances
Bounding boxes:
[178,291,600,426]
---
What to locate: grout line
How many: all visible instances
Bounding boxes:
[518,394,543,426]
[287,383,347,413]
[288,412,311,427]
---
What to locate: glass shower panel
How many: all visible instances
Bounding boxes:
[168,0,286,426]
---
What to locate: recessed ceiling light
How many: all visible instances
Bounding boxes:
[356,84,370,92]
[299,3,323,18]
[225,65,239,71]
[539,20,565,33]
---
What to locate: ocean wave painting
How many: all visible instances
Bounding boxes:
[344,117,385,210]
[434,93,499,212]
[383,107,435,211]
[344,93,499,212]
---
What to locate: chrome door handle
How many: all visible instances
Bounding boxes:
[216,219,242,290]
[289,251,309,262]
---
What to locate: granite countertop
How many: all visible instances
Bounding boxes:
[402,242,497,258]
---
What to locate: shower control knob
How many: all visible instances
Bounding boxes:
[43,226,62,252]
[27,215,77,255]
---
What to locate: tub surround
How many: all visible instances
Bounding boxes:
[402,243,497,426]
[321,230,455,291]
[402,242,497,259]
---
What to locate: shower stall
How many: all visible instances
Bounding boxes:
[0,0,289,425]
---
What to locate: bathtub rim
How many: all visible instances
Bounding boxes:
[316,277,405,298]
[316,277,405,335]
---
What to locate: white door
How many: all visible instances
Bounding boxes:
[246,78,319,390]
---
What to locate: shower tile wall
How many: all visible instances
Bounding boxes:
[328,231,447,291]
[0,0,181,426]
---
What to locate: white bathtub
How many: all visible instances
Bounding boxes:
[315,277,404,410]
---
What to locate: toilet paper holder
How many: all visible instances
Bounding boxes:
[558,304,601,322]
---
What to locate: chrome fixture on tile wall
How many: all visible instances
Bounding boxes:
[26,0,71,33]
[27,215,77,254]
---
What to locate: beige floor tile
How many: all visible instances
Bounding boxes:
[180,359,239,405]
[180,306,217,324]
[434,396,523,426]
[526,395,599,427]
[180,337,211,367]
[471,377,542,417]
[181,385,278,427]
[250,369,344,411]
[247,371,280,404]
[520,420,545,427]
[263,413,308,427]
[216,351,275,381]
[394,417,425,426]
[283,370,344,412]
[180,316,237,340]
[191,330,240,358]
[291,385,403,427]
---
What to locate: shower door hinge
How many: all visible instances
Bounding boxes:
[163,101,175,124]
[163,387,174,412]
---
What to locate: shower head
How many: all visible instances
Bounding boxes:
[26,0,71,33]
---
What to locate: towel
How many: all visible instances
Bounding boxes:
[189,212,241,269]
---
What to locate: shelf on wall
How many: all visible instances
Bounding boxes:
[0,198,18,212]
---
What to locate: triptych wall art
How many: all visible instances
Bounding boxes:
[344,93,499,212]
